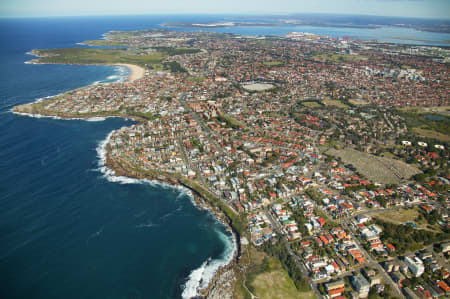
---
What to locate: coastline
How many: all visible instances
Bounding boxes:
[97,132,240,298]
[113,63,145,82]
[25,50,145,83]
[18,49,239,299]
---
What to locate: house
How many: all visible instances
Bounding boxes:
[437,280,450,293]
[440,242,450,253]
[325,280,345,298]
[420,205,433,214]
[390,271,406,288]
[386,243,396,254]
[418,249,433,260]
[404,256,425,277]
[351,274,370,298]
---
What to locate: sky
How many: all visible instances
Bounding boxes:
[0,0,449,19]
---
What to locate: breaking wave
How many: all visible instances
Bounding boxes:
[95,132,237,298]
[182,226,237,299]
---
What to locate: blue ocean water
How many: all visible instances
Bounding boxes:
[1,15,449,299]
[0,16,235,299]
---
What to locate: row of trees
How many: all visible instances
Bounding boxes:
[261,237,311,292]
[376,219,448,254]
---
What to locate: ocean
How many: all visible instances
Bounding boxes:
[0,15,236,299]
[0,14,449,299]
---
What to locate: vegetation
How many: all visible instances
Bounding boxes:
[375,219,449,254]
[412,127,450,142]
[301,101,323,108]
[261,237,312,292]
[327,147,421,184]
[349,98,370,106]
[162,61,187,73]
[263,61,283,66]
[126,110,159,121]
[398,110,450,138]
[82,40,125,46]
[322,99,350,109]
[216,113,245,129]
[312,53,367,63]
[247,256,304,299]
[153,46,201,56]
[33,48,166,68]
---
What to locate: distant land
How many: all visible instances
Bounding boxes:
[164,13,450,34]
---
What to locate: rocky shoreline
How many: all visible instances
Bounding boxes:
[105,149,241,298]
[13,69,242,298]
[13,97,242,297]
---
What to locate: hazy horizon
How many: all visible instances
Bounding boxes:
[1,0,449,20]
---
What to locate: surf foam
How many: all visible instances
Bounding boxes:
[182,225,237,299]
[96,132,237,298]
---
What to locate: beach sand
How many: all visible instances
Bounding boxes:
[114,63,145,82]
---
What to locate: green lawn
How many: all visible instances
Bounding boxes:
[301,101,323,108]
[263,61,283,66]
[82,40,125,46]
[249,257,312,299]
[34,48,167,67]
[313,53,367,63]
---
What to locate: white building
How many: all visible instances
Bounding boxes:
[404,256,424,277]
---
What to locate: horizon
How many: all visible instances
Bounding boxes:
[1,0,449,20]
[1,12,449,22]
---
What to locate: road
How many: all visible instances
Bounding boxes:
[178,93,228,157]
[341,218,406,299]
[263,208,324,299]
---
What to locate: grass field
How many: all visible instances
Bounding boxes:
[263,61,283,66]
[373,208,420,224]
[322,99,350,109]
[186,76,207,82]
[349,99,370,106]
[301,101,323,108]
[327,148,421,184]
[413,127,450,142]
[82,40,125,46]
[242,247,316,299]
[399,105,450,117]
[249,256,309,299]
[372,208,442,232]
[33,48,167,68]
[313,53,367,63]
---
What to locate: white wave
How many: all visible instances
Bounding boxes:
[159,206,182,222]
[90,226,104,238]
[86,117,106,122]
[25,51,39,57]
[95,132,237,298]
[134,210,147,218]
[12,111,65,120]
[182,259,210,298]
[76,42,86,45]
[182,226,237,299]
[107,75,119,80]
[112,66,130,83]
[12,110,120,122]
[135,221,159,229]
[96,133,191,194]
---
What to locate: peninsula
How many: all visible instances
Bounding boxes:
[15,29,450,299]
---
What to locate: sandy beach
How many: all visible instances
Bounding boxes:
[114,63,145,82]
